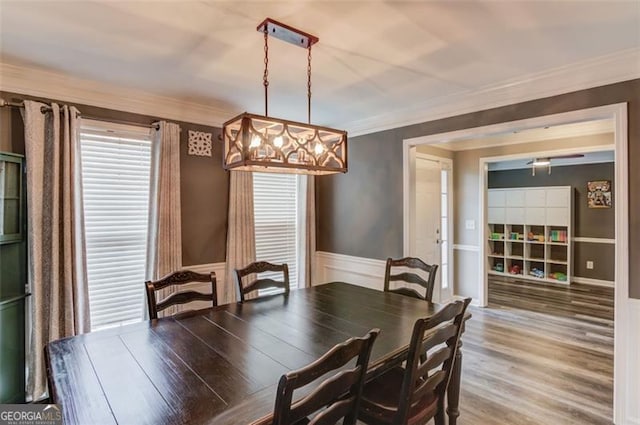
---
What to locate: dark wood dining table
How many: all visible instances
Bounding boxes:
[45,282,469,425]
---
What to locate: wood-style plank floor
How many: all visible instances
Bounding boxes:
[457,277,614,425]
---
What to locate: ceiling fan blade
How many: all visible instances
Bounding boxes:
[549,154,585,160]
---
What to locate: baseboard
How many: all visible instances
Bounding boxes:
[314,251,386,291]
[572,276,614,288]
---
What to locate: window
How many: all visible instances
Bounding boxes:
[440,166,450,290]
[80,120,152,330]
[253,173,303,290]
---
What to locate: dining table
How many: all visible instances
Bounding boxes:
[45,282,469,425]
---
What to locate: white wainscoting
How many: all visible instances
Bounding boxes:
[176,262,226,310]
[314,251,386,291]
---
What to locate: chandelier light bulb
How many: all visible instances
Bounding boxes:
[250,135,261,148]
[273,136,284,148]
[314,143,325,155]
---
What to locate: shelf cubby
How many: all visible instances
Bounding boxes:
[487,186,572,285]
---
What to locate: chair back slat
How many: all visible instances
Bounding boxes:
[235,261,290,302]
[388,272,429,287]
[145,270,217,319]
[417,346,451,377]
[384,257,438,301]
[272,329,379,425]
[289,368,360,421]
[419,323,458,354]
[156,290,217,313]
[309,398,354,425]
[412,370,447,403]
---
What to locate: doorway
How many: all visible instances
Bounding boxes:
[402,103,629,424]
[406,153,453,302]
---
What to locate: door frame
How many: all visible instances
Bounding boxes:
[404,152,454,301]
[403,102,628,424]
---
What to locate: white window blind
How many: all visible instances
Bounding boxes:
[253,173,299,290]
[80,120,152,330]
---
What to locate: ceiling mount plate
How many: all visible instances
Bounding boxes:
[257,18,319,48]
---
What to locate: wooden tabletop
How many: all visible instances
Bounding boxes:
[46,282,448,425]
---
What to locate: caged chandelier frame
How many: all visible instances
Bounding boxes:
[222,18,348,175]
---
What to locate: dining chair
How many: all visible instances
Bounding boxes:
[357,298,471,425]
[235,261,290,302]
[269,329,380,425]
[384,257,439,302]
[145,270,217,319]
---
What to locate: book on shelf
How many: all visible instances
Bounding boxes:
[548,229,568,243]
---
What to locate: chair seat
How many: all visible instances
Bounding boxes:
[359,366,438,425]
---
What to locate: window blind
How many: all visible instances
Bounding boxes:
[253,173,299,290]
[80,120,152,330]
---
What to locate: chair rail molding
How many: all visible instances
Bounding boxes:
[573,237,616,244]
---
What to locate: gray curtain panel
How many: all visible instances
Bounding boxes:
[145,121,182,317]
[23,100,90,401]
[224,171,256,304]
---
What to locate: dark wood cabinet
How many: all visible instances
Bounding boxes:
[0,294,27,403]
[0,152,27,403]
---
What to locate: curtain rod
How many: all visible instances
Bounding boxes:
[0,98,159,130]
[81,114,159,130]
[0,98,54,113]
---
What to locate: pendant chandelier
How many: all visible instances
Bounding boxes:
[222,18,348,175]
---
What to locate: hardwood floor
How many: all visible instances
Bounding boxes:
[457,277,614,425]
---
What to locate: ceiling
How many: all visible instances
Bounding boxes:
[488,150,615,171]
[1,1,639,132]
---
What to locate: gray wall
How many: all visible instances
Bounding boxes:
[316,79,640,298]
[0,91,229,266]
[317,129,403,259]
[489,162,615,281]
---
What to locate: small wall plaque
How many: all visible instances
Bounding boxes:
[188,130,212,157]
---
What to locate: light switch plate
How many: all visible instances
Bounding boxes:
[465,220,475,230]
[586,261,594,269]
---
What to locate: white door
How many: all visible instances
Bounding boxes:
[410,155,453,302]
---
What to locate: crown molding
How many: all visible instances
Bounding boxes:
[2,48,638,134]
[0,62,232,127]
[343,49,640,137]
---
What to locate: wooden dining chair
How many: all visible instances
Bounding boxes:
[384,257,439,302]
[357,298,471,425]
[145,270,217,319]
[235,261,290,302]
[269,329,380,425]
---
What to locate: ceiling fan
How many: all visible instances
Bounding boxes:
[526,154,584,175]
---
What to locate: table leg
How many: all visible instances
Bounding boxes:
[447,340,463,425]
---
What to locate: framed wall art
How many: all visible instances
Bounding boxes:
[587,180,612,208]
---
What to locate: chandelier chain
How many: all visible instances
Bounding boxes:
[263,27,269,117]
[307,46,312,124]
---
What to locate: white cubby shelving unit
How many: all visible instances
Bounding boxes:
[487,186,572,285]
